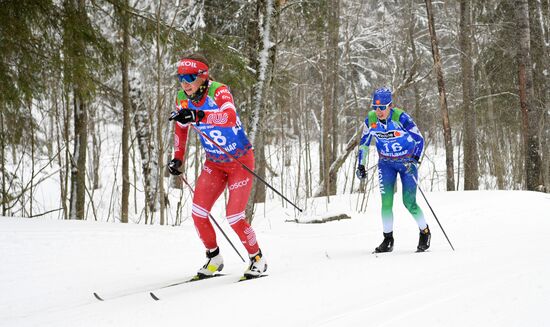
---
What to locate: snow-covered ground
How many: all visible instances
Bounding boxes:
[1,190,549,327]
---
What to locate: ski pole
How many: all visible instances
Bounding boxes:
[412,175,455,251]
[179,175,246,262]
[187,123,303,212]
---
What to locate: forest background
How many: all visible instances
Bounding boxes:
[1,0,549,224]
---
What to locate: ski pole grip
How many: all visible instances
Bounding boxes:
[169,111,178,121]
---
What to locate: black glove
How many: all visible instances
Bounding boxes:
[405,156,420,174]
[168,159,182,176]
[356,164,367,179]
[169,109,205,124]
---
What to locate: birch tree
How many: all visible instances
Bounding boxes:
[246,0,277,222]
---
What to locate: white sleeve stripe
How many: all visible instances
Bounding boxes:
[220,102,236,112]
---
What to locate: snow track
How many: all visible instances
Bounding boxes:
[1,191,549,327]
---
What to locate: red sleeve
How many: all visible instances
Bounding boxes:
[201,85,237,127]
[173,122,189,161]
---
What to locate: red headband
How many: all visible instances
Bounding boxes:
[177,59,209,79]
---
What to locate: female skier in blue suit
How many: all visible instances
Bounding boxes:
[356,87,431,253]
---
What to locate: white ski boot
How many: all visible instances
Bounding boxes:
[243,249,267,278]
[197,247,224,277]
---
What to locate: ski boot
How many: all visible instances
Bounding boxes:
[417,226,431,252]
[197,247,224,277]
[375,232,394,253]
[243,249,268,279]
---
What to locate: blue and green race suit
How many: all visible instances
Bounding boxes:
[358,108,427,233]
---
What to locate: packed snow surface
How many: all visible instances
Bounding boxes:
[1,190,549,327]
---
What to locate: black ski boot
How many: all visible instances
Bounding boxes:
[417,226,431,252]
[375,232,394,253]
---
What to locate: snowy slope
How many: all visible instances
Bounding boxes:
[1,190,549,327]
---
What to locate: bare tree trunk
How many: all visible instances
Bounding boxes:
[89,104,100,190]
[130,78,159,215]
[460,0,478,190]
[29,100,34,217]
[64,89,71,219]
[246,0,276,222]
[482,65,505,189]
[69,93,87,220]
[530,0,549,191]
[66,0,89,220]
[295,115,303,202]
[407,0,422,129]
[1,108,5,216]
[515,0,543,191]
[425,0,455,191]
[320,0,339,197]
[328,0,340,195]
[120,0,131,223]
[155,0,166,225]
[58,87,70,219]
[279,101,285,206]
[300,88,312,198]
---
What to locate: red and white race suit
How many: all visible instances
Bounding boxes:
[173,80,259,255]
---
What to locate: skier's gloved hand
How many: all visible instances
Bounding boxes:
[168,159,183,176]
[170,109,205,124]
[356,164,367,179]
[405,156,420,174]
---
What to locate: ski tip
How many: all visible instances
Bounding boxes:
[93,292,104,301]
[150,292,160,301]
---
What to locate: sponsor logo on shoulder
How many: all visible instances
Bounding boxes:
[215,88,230,97]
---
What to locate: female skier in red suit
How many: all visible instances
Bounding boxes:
[168,53,267,279]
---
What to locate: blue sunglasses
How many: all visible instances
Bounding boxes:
[372,104,390,111]
[178,74,198,83]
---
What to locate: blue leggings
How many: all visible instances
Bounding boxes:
[378,160,427,233]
